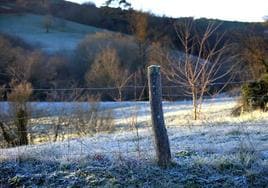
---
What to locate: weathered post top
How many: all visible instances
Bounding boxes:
[148,65,160,73]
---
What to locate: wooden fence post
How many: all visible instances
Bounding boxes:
[148,65,171,167]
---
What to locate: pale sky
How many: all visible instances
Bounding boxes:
[69,0,268,22]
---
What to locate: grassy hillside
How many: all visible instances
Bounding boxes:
[0,13,108,53]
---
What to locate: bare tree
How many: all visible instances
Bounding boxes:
[7,51,43,83]
[75,32,138,79]
[130,11,149,99]
[9,80,32,146]
[160,20,236,120]
[85,47,132,101]
[43,14,53,33]
[0,80,33,147]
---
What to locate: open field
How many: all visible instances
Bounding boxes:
[0,13,106,52]
[1,98,268,187]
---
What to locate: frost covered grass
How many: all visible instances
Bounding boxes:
[0,13,106,52]
[1,97,268,187]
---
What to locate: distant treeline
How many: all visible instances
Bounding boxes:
[2,0,266,50]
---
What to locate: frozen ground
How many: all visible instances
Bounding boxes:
[0,13,106,53]
[1,98,268,187]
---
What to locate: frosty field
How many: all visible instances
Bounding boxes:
[1,98,268,187]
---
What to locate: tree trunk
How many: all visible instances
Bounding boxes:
[0,122,14,146]
[16,108,28,146]
[139,42,148,100]
[192,87,198,120]
[138,69,148,100]
[118,87,122,101]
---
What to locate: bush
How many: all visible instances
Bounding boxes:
[0,81,32,147]
[241,74,268,111]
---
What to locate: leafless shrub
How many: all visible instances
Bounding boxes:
[72,96,115,136]
[52,107,71,142]
[35,94,116,143]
